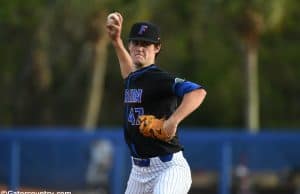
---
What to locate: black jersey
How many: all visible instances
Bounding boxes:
[123,64,202,158]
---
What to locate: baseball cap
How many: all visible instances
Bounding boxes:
[128,22,161,44]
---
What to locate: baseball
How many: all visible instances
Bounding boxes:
[107,13,119,25]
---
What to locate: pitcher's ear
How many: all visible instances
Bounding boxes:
[155,44,161,52]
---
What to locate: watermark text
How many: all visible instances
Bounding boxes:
[1,191,71,194]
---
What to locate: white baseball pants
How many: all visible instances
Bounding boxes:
[125,151,192,194]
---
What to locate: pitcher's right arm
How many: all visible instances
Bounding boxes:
[106,12,134,79]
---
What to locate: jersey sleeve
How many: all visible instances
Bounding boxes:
[172,77,203,97]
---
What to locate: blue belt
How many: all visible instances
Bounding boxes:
[132,153,173,167]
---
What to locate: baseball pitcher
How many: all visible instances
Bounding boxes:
[106,12,207,194]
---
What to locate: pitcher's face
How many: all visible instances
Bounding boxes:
[128,40,161,68]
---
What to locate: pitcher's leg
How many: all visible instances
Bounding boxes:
[125,172,146,194]
[153,165,192,194]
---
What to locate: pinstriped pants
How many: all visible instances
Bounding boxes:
[125,151,192,194]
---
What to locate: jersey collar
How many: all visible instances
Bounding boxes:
[129,64,157,78]
[135,64,157,73]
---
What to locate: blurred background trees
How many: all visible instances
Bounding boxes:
[0,0,299,130]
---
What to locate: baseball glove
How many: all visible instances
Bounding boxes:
[138,115,172,141]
